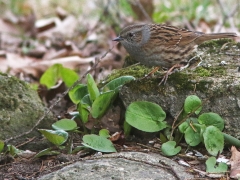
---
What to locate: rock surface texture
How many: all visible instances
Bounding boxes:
[39,152,194,180]
[0,73,55,148]
[119,40,240,139]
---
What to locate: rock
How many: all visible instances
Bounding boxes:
[0,73,56,149]
[117,40,240,139]
[39,152,194,180]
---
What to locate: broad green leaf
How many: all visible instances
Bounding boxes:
[184,123,202,146]
[203,126,224,156]
[81,94,92,106]
[60,66,79,87]
[179,118,199,133]
[91,91,115,118]
[39,129,68,146]
[82,134,116,152]
[178,121,189,133]
[99,129,110,138]
[198,112,224,131]
[87,74,99,102]
[34,148,60,158]
[0,140,4,153]
[184,95,202,114]
[69,84,88,104]
[77,102,89,123]
[125,101,167,132]
[40,64,61,89]
[161,141,181,156]
[52,119,78,131]
[206,157,228,173]
[102,76,135,92]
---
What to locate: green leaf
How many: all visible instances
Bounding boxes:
[60,66,79,87]
[198,112,224,131]
[184,95,202,114]
[203,126,224,156]
[39,129,68,146]
[69,84,88,104]
[34,148,60,158]
[178,121,189,133]
[40,64,61,89]
[206,157,228,173]
[7,145,22,157]
[77,102,90,123]
[40,64,79,89]
[163,127,172,140]
[125,101,167,132]
[161,141,181,156]
[184,123,202,146]
[160,133,168,143]
[91,91,115,118]
[179,117,199,132]
[0,140,4,153]
[82,134,116,152]
[87,74,99,102]
[99,129,110,138]
[52,119,78,131]
[81,94,92,106]
[102,76,135,93]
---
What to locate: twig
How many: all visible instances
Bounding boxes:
[16,137,36,148]
[219,52,240,56]
[216,0,239,32]
[4,45,116,144]
[0,32,2,50]
[130,0,153,22]
[170,108,183,139]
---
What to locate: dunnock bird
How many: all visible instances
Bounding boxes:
[113,24,237,84]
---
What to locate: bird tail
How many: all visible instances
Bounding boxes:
[195,32,237,44]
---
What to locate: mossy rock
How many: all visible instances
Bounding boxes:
[104,39,240,138]
[0,73,56,149]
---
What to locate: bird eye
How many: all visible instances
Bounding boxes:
[128,32,134,37]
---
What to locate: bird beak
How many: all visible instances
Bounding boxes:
[112,36,122,42]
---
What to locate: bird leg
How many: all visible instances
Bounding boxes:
[159,64,182,85]
[144,66,160,78]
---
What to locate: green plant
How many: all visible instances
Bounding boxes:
[69,74,135,125]
[36,118,78,157]
[38,69,135,155]
[0,140,4,153]
[40,64,79,89]
[206,156,228,173]
[36,118,117,157]
[124,95,240,173]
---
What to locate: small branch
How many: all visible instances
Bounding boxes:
[216,0,239,32]
[134,0,152,22]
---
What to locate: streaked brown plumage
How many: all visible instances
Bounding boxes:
[113,24,237,68]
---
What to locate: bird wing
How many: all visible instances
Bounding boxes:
[151,24,203,47]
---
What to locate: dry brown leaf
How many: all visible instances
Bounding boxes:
[230,146,240,179]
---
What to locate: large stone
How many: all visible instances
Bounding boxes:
[0,73,56,148]
[117,40,240,138]
[39,152,194,180]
